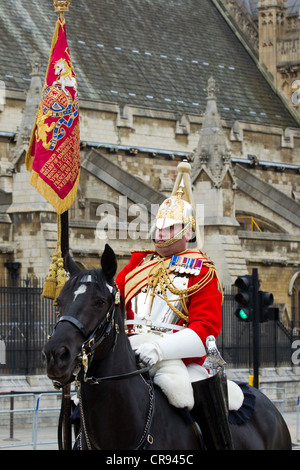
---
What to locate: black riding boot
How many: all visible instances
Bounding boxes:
[191,371,234,450]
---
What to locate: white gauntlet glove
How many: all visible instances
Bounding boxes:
[135,328,206,367]
[135,342,163,367]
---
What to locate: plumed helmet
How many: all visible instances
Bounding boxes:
[155,187,196,231]
[151,161,202,249]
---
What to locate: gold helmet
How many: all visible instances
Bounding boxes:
[154,161,201,248]
[155,187,196,231]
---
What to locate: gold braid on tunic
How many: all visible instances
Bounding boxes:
[146,257,222,323]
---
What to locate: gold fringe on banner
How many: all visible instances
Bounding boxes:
[42,214,66,303]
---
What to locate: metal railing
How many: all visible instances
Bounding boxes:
[297,395,300,442]
[0,277,55,375]
[0,391,62,450]
[220,286,294,368]
[260,386,286,414]
[0,279,298,373]
[236,216,262,232]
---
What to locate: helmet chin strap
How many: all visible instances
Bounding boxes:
[154,222,192,249]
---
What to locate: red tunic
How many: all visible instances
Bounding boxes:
[116,249,223,366]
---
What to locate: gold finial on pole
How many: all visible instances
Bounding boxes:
[53,0,70,13]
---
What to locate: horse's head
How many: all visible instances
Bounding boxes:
[54,59,66,76]
[43,244,118,386]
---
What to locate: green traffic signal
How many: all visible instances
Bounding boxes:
[234,274,254,322]
[237,309,249,320]
[234,274,278,323]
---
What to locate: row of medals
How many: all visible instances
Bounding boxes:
[168,255,203,276]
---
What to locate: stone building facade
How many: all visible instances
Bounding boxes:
[0,0,300,330]
[221,0,300,115]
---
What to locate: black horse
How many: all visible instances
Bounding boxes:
[43,244,292,450]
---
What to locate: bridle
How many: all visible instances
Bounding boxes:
[51,283,150,386]
[50,287,119,388]
[50,280,155,450]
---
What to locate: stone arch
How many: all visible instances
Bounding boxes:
[236,210,285,233]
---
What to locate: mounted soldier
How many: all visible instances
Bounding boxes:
[43,160,291,448]
[116,161,235,450]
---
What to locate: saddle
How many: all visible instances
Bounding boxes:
[150,357,251,420]
[130,333,255,426]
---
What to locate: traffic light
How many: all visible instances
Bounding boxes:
[234,275,254,322]
[259,291,279,322]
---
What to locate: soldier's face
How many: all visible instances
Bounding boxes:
[155,224,181,242]
[155,224,191,257]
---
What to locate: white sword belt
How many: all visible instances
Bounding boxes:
[124,319,186,333]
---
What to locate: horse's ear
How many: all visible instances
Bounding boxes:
[101,244,117,281]
[64,252,81,276]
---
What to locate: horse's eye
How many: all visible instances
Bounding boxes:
[94,297,105,307]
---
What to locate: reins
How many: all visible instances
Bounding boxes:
[80,287,152,384]
[82,365,152,385]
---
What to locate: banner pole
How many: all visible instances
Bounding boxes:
[53,1,72,450]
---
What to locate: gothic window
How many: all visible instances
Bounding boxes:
[290,272,300,327]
